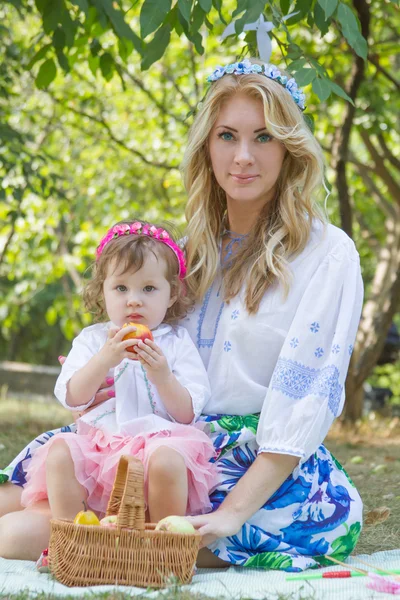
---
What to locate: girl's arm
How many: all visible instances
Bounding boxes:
[134,338,194,424]
[64,325,138,408]
[187,452,299,547]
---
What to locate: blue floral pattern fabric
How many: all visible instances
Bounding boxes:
[202,413,362,571]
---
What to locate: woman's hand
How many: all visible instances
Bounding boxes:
[186,510,244,548]
[58,355,115,415]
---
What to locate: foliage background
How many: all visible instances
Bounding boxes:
[0,0,399,415]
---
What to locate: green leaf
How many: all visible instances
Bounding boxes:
[178,0,193,22]
[280,0,290,15]
[35,57,57,88]
[337,3,368,59]
[99,52,114,81]
[69,0,89,14]
[42,0,63,33]
[212,0,226,23]
[187,29,204,54]
[52,27,66,49]
[140,0,172,39]
[285,0,312,24]
[293,67,316,86]
[118,38,134,63]
[312,76,331,101]
[191,3,206,32]
[314,2,330,36]
[288,58,307,72]
[90,38,102,57]
[317,0,337,18]
[244,552,293,570]
[232,0,248,18]
[235,0,264,33]
[26,43,52,70]
[304,114,315,133]
[199,0,212,10]
[141,23,171,70]
[56,48,70,72]
[326,79,354,104]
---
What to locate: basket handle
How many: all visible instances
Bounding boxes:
[105,455,146,531]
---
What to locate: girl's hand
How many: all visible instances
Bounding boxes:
[98,325,138,368]
[58,355,115,416]
[185,510,244,548]
[134,338,171,386]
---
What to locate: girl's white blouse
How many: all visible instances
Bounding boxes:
[54,324,211,436]
[182,221,364,461]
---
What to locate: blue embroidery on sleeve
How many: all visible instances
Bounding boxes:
[314,347,324,358]
[231,309,240,320]
[271,358,342,416]
[290,337,299,348]
[310,322,320,333]
[332,344,340,354]
[224,341,232,352]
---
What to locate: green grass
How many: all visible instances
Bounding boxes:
[0,395,399,599]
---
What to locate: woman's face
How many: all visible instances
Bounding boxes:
[209,92,287,211]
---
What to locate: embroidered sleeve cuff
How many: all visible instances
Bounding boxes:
[257,445,305,459]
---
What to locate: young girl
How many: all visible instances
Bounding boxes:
[20,219,216,530]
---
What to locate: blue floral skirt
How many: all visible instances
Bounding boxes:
[1,414,362,571]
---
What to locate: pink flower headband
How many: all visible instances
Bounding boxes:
[96,222,187,280]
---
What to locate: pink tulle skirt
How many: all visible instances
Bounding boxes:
[21,422,217,517]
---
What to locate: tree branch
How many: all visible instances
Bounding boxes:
[377,133,400,171]
[360,131,400,204]
[331,0,370,238]
[52,97,179,170]
[368,54,400,91]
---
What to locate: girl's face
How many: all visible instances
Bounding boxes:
[209,92,287,212]
[103,251,176,330]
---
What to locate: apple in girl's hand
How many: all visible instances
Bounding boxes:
[100,515,118,528]
[155,515,196,534]
[122,322,154,358]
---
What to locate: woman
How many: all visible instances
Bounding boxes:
[0,59,363,571]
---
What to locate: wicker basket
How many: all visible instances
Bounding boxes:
[49,455,201,588]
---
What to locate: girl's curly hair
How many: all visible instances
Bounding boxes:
[84,220,193,325]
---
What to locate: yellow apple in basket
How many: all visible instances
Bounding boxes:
[155,515,196,534]
[73,501,100,526]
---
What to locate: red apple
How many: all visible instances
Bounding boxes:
[122,322,154,359]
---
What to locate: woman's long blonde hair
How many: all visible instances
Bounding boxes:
[182,61,326,314]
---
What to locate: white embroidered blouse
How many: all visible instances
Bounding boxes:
[182,221,363,461]
[54,324,211,436]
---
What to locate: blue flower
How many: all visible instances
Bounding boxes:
[286,77,299,93]
[332,344,340,354]
[265,64,281,79]
[290,337,299,348]
[231,309,240,320]
[207,65,225,82]
[224,340,232,352]
[310,322,320,333]
[315,347,324,358]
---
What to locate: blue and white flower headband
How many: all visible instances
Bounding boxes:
[207,58,306,111]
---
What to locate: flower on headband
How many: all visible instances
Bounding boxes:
[130,221,142,232]
[265,64,281,79]
[208,66,226,81]
[286,78,298,93]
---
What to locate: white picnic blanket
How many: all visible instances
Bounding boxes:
[0,550,399,599]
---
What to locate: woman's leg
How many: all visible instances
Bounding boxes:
[0,484,23,518]
[0,500,51,560]
[46,439,87,520]
[147,447,188,522]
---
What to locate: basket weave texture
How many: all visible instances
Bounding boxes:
[49,455,201,588]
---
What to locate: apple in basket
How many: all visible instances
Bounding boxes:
[100,515,118,528]
[122,322,154,357]
[73,501,100,526]
[155,516,196,534]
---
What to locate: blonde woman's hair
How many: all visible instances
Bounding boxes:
[182,60,326,314]
[84,220,193,324]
